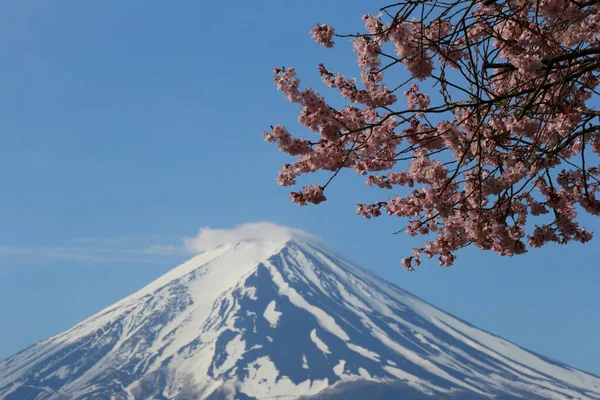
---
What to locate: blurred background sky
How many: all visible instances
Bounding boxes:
[1,0,599,375]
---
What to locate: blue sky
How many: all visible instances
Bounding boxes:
[1,0,599,376]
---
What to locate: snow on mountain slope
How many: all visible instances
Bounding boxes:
[1,226,599,400]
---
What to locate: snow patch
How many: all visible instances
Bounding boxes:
[310,329,331,355]
[333,360,349,379]
[263,300,282,328]
[46,365,71,380]
[358,368,372,379]
[239,356,329,399]
[347,343,380,362]
[242,286,257,301]
[302,354,309,369]
[216,334,246,375]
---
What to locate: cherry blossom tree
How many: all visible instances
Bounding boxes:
[264,0,600,269]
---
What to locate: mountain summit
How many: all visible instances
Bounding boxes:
[1,225,599,399]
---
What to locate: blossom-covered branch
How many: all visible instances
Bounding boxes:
[265,0,600,269]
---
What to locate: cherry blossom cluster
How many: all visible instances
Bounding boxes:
[310,24,335,48]
[266,0,600,269]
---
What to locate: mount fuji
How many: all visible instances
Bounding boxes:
[1,224,599,400]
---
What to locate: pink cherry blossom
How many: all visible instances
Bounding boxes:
[266,0,600,268]
[290,185,327,206]
[310,24,335,48]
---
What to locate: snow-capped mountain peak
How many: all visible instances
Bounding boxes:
[1,226,599,400]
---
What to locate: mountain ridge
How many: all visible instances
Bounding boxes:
[1,233,599,400]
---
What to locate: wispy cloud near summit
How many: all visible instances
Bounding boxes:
[0,236,188,265]
[0,222,316,266]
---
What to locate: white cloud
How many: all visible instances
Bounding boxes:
[182,221,320,253]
